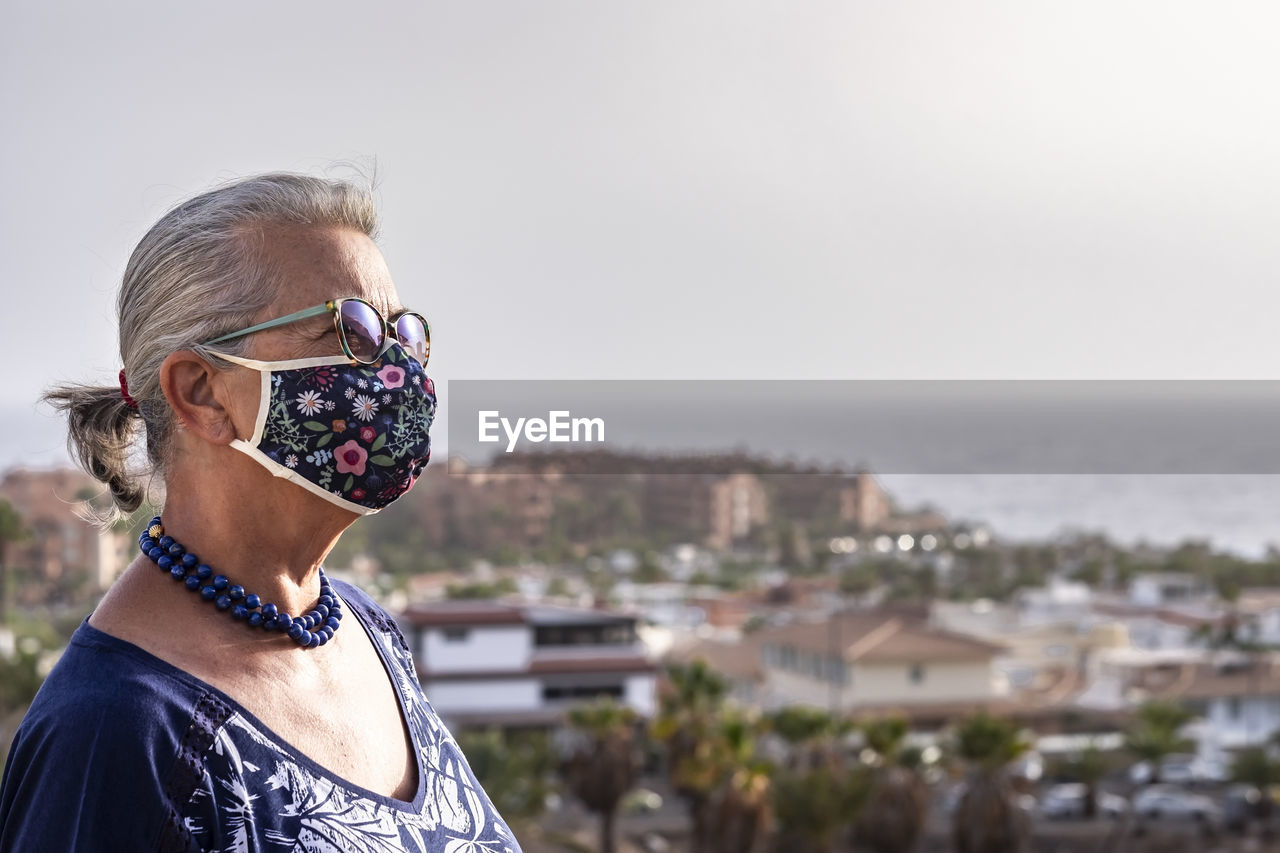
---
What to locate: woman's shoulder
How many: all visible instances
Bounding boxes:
[0,619,228,850]
[16,617,212,733]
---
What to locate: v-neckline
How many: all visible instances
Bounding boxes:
[77,580,429,814]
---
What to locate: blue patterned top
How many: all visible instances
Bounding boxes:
[0,581,523,853]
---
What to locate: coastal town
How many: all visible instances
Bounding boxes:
[3,452,1280,852]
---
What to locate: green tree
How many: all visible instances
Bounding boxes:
[1231,746,1279,823]
[1058,745,1107,818]
[1125,701,1194,785]
[950,711,1033,853]
[457,728,555,826]
[766,706,866,853]
[853,715,929,853]
[559,698,640,853]
[652,660,730,852]
[0,499,27,625]
[702,709,774,853]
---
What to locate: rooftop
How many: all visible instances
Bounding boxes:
[758,611,1006,663]
[399,600,637,629]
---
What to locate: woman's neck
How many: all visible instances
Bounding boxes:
[156,467,357,617]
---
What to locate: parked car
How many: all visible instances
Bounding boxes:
[1132,784,1221,823]
[942,783,1035,816]
[1129,753,1228,786]
[1039,783,1129,819]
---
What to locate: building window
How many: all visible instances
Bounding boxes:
[442,627,470,642]
[535,623,635,647]
[542,684,624,702]
[909,664,925,684]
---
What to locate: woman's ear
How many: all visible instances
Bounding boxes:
[158,351,253,445]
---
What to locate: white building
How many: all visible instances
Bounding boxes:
[754,611,1008,715]
[398,600,657,728]
[1129,573,1213,609]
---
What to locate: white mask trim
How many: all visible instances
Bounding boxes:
[228,439,379,516]
[214,351,353,372]
[218,349,380,517]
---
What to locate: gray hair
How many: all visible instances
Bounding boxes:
[44,172,380,523]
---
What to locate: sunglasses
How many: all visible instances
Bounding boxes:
[203,297,430,366]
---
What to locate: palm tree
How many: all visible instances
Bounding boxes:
[559,698,641,853]
[950,710,1033,853]
[1231,745,1279,825]
[703,709,773,853]
[1059,744,1107,819]
[457,727,554,828]
[1125,701,1194,785]
[767,706,867,853]
[652,660,732,852]
[853,715,929,853]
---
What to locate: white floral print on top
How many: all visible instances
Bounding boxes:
[172,581,522,853]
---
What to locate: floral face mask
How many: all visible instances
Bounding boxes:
[217,342,436,515]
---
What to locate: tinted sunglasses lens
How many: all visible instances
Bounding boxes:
[395,314,430,365]
[338,300,384,362]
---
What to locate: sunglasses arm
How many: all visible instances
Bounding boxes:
[203,303,334,345]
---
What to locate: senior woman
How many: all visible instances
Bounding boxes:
[0,174,521,852]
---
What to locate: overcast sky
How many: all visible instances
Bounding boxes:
[4,2,1280,550]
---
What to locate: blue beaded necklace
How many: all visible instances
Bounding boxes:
[138,516,343,648]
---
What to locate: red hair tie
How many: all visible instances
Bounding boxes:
[118,369,139,411]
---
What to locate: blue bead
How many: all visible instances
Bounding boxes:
[287,623,305,641]
[260,603,277,619]
[215,595,232,611]
[316,632,328,646]
[248,612,263,628]
[325,617,340,631]
[185,576,201,591]
[228,585,244,601]
[318,595,333,608]
[300,615,314,630]
[181,553,198,569]
[276,613,292,631]
[148,546,165,561]
[330,606,343,620]
[158,535,174,549]
[196,564,212,580]
[306,633,320,648]
[212,576,229,591]
[263,618,278,631]
[167,543,185,558]
[232,605,248,621]
[200,586,217,601]
[319,627,333,641]
[315,604,329,619]
[170,566,186,581]
[138,538,153,553]
[244,593,261,610]
[157,555,173,570]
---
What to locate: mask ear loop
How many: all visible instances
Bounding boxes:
[210,351,352,371]
[211,349,381,517]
